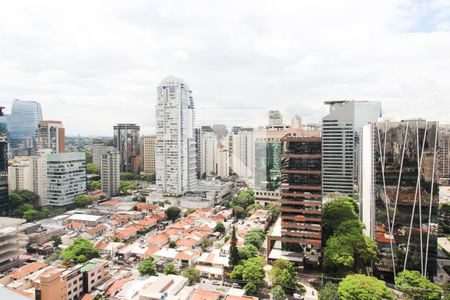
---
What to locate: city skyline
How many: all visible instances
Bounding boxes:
[1,1,450,135]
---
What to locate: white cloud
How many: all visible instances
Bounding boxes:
[0,0,449,135]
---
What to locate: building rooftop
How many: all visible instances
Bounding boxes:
[0,217,26,229]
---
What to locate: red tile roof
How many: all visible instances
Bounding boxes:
[67,222,84,229]
[176,238,198,248]
[116,225,140,240]
[107,276,133,296]
[10,262,46,280]
[191,290,221,300]
[85,224,107,235]
[101,200,121,206]
[144,246,160,258]
[148,233,169,245]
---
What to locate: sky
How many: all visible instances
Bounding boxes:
[1,0,450,136]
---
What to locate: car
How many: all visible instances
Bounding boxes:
[293,293,304,300]
[212,280,221,285]
[231,283,240,288]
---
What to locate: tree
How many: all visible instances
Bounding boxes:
[324,233,378,274]
[235,257,265,293]
[74,195,92,208]
[88,181,101,189]
[335,220,365,236]
[268,204,281,222]
[165,206,181,222]
[169,241,177,248]
[51,235,62,249]
[214,222,225,234]
[163,262,178,275]
[86,163,99,175]
[322,197,358,241]
[61,238,100,263]
[138,257,157,276]
[395,270,442,300]
[229,226,240,267]
[272,285,287,300]
[23,209,40,222]
[186,208,196,216]
[319,282,340,300]
[246,203,262,216]
[28,235,39,247]
[439,203,450,234]
[244,229,265,248]
[199,238,213,251]
[238,244,259,261]
[269,259,305,294]
[120,181,137,194]
[244,282,258,296]
[233,206,246,219]
[230,188,255,209]
[338,274,394,300]
[182,265,201,285]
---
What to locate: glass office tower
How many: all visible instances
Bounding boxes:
[8,99,43,155]
[361,120,439,281]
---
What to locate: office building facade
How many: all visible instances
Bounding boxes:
[230,128,254,179]
[8,99,42,155]
[268,110,283,126]
[200,127,218,177]
[141,135,157,175]
[0,108,8,214]
[0,217,26,272]
[322,100,381,201]
[113,123,140,173]
[439,125,450,179]
[47,152,86,206]
[361,120,439,280]
[101,150,120,197]
[91,142,115,170]
[267,130,322,264]
[36,120,65,153]
[156,76,198,194]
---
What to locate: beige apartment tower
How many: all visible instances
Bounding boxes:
[36,120,65,153]
[142,135,156,175]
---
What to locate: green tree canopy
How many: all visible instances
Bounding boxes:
[269,259,304,294]
[268,204,281,222]
[244,229,265,248]
[61,238,100,263]
[246,203,262,216]
[86,163,99,175]
[138,257,157,276]
[272,285,287,300]
[395,270,442,300]
[199,237,213,251]
[230,188,255,209]
[322,197,358,241]
[439,203,450,234]
[74,195,93,208]
[319,282,340,300]
[165,206,181,222]
[214,222,225,234]
[324,233,378,274]
[182,265,201,285]
[51,235,62,249]
[163,262,178,275]
[238,244,259,261]
[232,206,246,219]
[230,256,265,295]
[338,274,395,300]
[120,181,137,194]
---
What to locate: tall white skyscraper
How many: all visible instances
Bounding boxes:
[156,76,198,194]
[230,128,254,179]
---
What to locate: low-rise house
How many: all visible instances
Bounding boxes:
[196,249,229,280]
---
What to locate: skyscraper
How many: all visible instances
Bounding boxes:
[8,99,42,155]
[101,150,120,197]
[230,128,254,179]
[36,120,65,153]
[267,129,322,265]
[113,123,140,173]
[91,142,115,170]
[200,126,218,177]
[439,125,450,180]
[47,152,86,206]
[141,136,157,175]
[0,107,8,214]
[321,100,381,201]
[156,76,198,194]
[361,119,439,280]
[268,110,283,126]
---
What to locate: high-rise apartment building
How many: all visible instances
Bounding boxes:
[439,125,450,179]
[0,217,26,272]
[322,100,381,201]
[230,128,254,179]
[8,157,34,192]
[47,152,86,206]
[200,127,218,177]
[156,76,198,194]
[268,110,283,126]
[101,150,120,197]
[36,120,65,153]
[217,145,230,178]
[8,99,43,155]
[91,142,115,170]
[0,108,8,214]
[267,130,322,264]
[212,124,228,140]
[361,120,439,280]
[113,123,140,173]
[141,136,156,175]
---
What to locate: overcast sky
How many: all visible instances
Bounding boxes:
[1,1,450,136]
